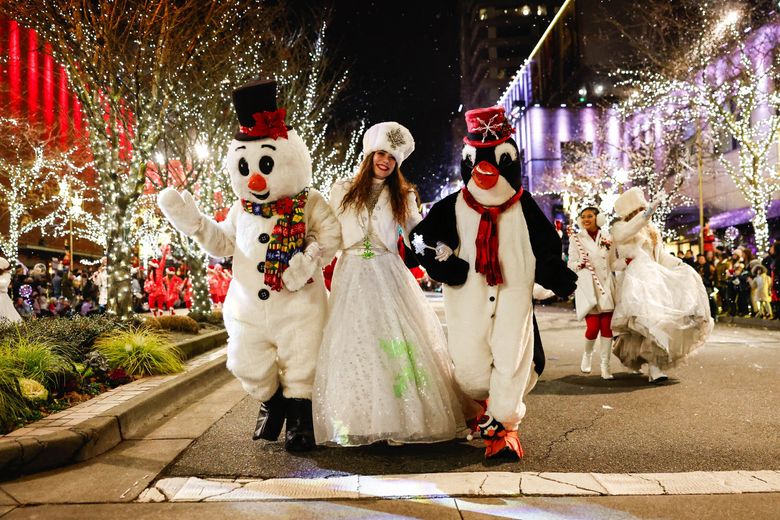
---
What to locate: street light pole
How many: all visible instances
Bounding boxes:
[69,210,74,268]
[697,120,705,254]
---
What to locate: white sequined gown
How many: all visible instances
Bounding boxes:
[0,272,21,323]
[313,184,467,446]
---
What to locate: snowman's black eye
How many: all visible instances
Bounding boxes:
[259,156,274,175]
[238,157,249,176]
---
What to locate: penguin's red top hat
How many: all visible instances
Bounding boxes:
[232,79,290,141]
[463,106,514,148]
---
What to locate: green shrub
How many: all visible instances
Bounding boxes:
[153,315,200,334]
[188,310,223,325]
[0,315,125,364]
[94,328,184,376]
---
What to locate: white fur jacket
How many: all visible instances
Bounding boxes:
[329,179,421,252]
[610,212,681,270]
[567,228,615,318]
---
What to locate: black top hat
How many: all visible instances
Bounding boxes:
[232,79,290,141]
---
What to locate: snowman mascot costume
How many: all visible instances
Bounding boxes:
[158,79,341,451]
[411,106,576,459]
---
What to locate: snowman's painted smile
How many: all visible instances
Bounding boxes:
[252,191,270,201]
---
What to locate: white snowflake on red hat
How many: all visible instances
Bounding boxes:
[474,114,502,143]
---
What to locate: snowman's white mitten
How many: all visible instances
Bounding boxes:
[282,248,318,292]
[158,188,203,236]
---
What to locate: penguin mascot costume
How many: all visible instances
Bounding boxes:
[410,106,576,459]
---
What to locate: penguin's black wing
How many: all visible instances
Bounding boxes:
[532,310,545,376]
[519,190,577,297]
[409,192,470,286]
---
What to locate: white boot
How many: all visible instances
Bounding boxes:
[599,337,614,380]
[581,339,595,373]
[648,363,668,383]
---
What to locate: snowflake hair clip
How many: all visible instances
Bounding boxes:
[411,234,435,256]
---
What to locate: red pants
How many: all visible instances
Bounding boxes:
[148,293,168,311]
[585,312,613,340]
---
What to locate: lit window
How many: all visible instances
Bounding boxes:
[538,5,548,16]
[479,8,488,20]
[521,5,531,16]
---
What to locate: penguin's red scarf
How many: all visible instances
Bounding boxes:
[461,186,523,286]
[241,188,308,291]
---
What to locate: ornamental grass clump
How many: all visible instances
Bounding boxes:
[1,337,70,389]
[0,351,26,432]
[94,329,184,377]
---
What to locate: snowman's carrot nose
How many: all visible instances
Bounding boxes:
[248,174,267,192]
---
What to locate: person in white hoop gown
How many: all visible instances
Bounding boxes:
[609,187,713,383]
[313,122,470,447]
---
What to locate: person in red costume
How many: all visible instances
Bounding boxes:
[182,276,192,309]
[208,264,230,308]
[165,267,183,314]
[145,245,171,316]
[703,222,715,253]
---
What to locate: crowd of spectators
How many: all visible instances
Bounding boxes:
[7,255,227,318]
[689,240,780,321]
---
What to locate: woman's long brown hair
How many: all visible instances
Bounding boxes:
[340,152,416,224]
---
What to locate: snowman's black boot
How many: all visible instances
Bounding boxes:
[252,386,287,441]
[284,398,316,452]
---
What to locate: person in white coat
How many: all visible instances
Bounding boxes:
[0,257,22,323]
[609,187,713,383]
[313,122,468,447]
[567,206,616,379]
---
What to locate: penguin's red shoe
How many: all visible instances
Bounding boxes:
[484,430,524,459]
[478,414,524,459]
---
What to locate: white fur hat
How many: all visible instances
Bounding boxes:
[614,187,648,218]
[362,122,415,166]
[0,257,9,270]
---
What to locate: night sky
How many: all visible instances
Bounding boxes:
[325,1,461,200]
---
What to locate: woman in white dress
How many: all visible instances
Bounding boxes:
[567,206,617,379]
[609,188,713,383]
[313,122,467,446]
[0,257,22,323]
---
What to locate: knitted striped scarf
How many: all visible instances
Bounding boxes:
[241,188,308,291]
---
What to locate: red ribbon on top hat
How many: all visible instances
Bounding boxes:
[240,108,288,140]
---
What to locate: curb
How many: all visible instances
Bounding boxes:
[0,330,229,480]
[176,328,228,359]
[139,470,780,502]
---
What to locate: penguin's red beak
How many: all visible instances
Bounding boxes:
[472,161,499,190]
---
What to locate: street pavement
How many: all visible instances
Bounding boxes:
[3,301,779,519]
[163,303,780,479]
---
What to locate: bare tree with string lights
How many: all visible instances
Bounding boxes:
[610,0,780,253]
[146,12,363,319]
[5,0,285,318]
